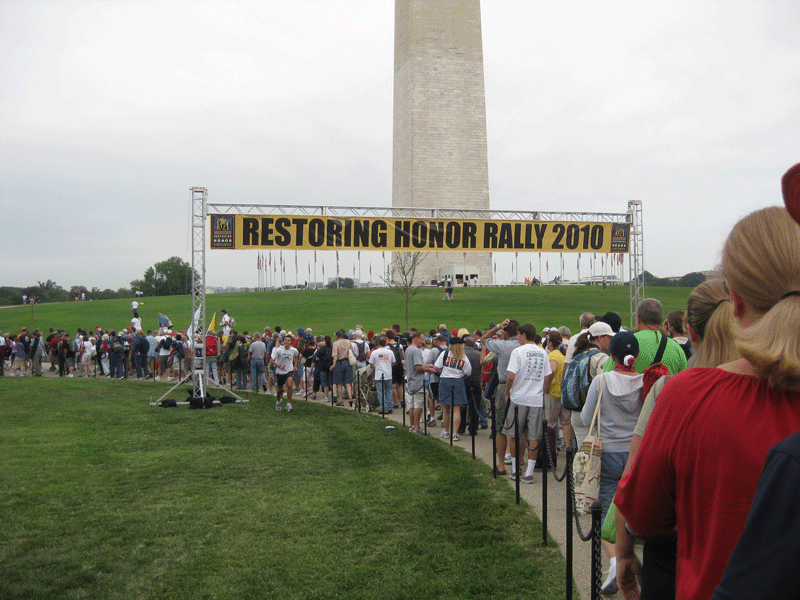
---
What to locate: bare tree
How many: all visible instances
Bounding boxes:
[383,252,428,330]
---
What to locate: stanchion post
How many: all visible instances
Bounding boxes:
[541,418,548,547]
[402,380,406,427]
[491,392,497,477]
[449,387,454,445]
[590,500,603,600]
[514,404,520,503]
[565,443,575,600]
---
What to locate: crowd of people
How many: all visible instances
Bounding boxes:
[3,163,799,600]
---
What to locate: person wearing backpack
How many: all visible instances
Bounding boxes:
[602,298,688,376]
[107,330,125,380]
[205,332,220,385]
[133,330,150,379]
[563,322,613,432]
[580,331,644,595]
[155,329,174,382]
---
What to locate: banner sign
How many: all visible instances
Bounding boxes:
[211,214,630,253]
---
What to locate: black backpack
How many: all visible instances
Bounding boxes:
[389,342,403,366]
[160,336,172,351]
[355,340,367,362]
[174,341,185,359]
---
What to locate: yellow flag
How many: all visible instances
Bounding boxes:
[207,313,216,333]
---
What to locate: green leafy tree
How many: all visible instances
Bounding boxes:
[325,277,354,290]
[131,257,196,296]
[69,286,90,301]
[677,272,706,287]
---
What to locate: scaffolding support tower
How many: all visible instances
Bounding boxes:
[191,187,208,400]
[627,200,645,328]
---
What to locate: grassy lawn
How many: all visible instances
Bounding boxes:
[1,378,569,600]
[1,285,692,337]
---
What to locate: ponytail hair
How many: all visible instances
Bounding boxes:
[723,206,800,390]
[686,279,738,368]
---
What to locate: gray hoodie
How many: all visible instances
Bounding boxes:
[581,371,644,453]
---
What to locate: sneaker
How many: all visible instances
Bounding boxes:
[508,472,519,480]
[409,427,417,433]
[440,430,450,439]
[521,474,534,484]
[286,404,293,412]
[451,433,460,442]
[275,401,281,412]
[427,417,437,427]
[601,560,618,596]
[415,428,427,435]
[504,454,512,465]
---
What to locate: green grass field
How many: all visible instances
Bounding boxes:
[1,378,568,600]
[1,285,693,337]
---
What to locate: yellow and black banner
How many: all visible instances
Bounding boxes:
[210,214,630,253]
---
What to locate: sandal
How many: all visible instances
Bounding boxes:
[493,466,507,476]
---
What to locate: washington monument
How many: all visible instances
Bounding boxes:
[392,0,493,285]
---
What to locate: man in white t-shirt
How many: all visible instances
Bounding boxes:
[220,310,233,337]
[271,333,299,412]
[368,336,395,414]
[502,322,553,483]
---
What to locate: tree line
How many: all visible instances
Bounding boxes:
[1,257,197,306]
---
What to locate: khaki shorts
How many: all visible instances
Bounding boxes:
[501,404,545,441]
[492,382,509,432]
[546,393,572,428]
[405,389,426,410]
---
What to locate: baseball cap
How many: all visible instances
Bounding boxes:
[588,322,614,338]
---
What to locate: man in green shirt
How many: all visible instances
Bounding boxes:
[604,298,688,375]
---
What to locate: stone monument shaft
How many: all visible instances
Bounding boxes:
[393,0,493,284]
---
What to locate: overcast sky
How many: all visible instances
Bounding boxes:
[2,0,798,291]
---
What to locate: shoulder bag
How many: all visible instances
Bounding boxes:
[573,375,605,514]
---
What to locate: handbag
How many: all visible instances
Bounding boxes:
[348,348,357,367]
[572,376,604,514]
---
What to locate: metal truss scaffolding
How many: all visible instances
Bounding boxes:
[627,201,645,329]
[191,196,645,358]
[190,187,208,400]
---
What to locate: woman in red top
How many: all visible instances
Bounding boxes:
[615,164,800,600]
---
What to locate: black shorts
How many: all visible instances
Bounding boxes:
[276,371,294,386]
[392,365,404,385]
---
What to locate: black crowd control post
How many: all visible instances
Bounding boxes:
[449,387,455,445]
[356,370,362,412]
[514,405,520,503]
[541,418,548,547]
[590,500,603,600]
[381,375,386,418]
[565,443,576,600]
[470,389,476,459]
[491,395,497,477]
[402,380,406,428]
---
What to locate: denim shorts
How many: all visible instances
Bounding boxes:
[599,451,628,523]
[332,360,353,385]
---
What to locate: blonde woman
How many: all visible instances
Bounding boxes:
[616,172,800,600]
[429,337,471,442]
